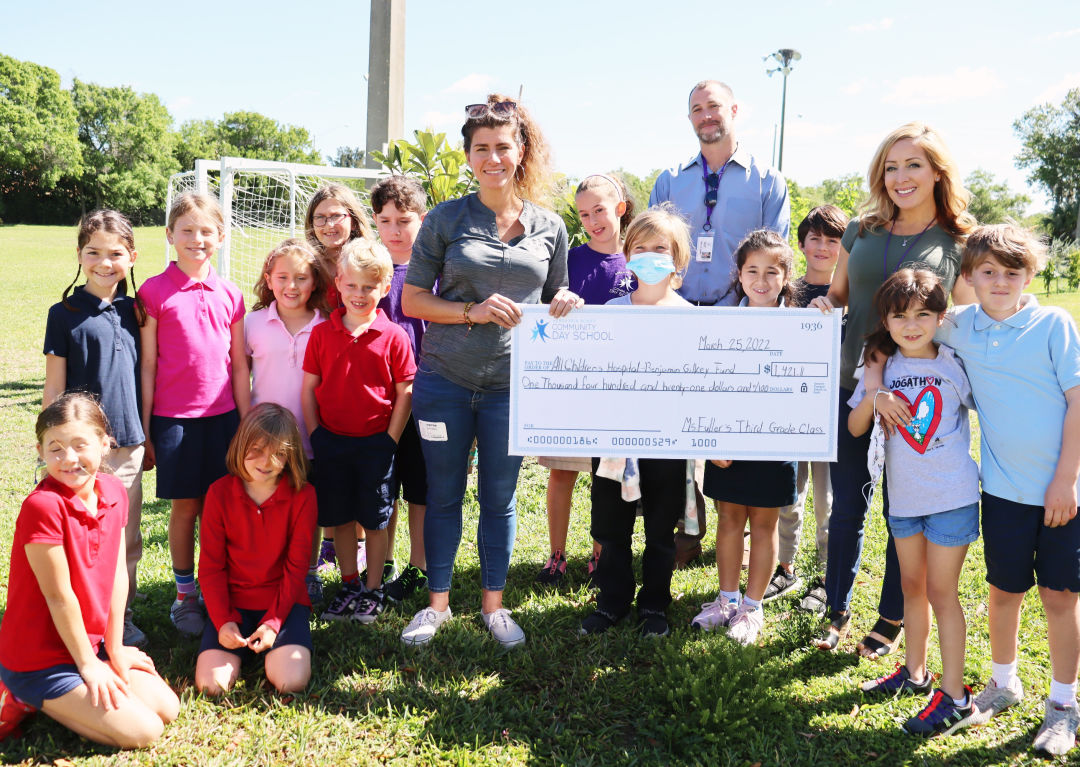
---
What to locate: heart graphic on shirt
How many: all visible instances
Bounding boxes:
[893,385,942,455]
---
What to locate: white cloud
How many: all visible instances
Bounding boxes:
[847,17,893,33]
[1036,72,1080,104]
[785,120,844,140]
[881,66,1002,106]
[842,77,869,96]
[442,73,494,95]
[1047,28,1080,40]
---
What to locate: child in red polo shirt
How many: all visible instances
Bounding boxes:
[302,239,416,625]
[0,393,179,746]
[195,403,317,696]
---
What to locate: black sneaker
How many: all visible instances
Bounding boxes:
[349,589,384,625]
[638,609,670,637]
[359,560,396,586]
[762,565,802,602]
[579,609,623,636]
[903,687,973,738]
[535,550,567,587]
[382,564,428,603]
[860,663,933,696]
[320,580,365,622]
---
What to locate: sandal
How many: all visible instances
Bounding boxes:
[857,617,903,659]
[813,610,850,651]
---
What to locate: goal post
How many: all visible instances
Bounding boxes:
[166,157,385,299]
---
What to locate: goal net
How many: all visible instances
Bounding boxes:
[166,157,384,300]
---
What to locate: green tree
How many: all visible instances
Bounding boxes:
[370,130,475,205]
[964,168,1031,224]
[329,146,365,168]
[0,54,83,222]
[1014,88,1080,240]
[71,79,178,221]
[174,111,322,170]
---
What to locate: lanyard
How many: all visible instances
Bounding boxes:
[701,153,733,232]
[882,219,934,279]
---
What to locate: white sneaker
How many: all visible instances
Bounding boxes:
[482,608,525,648]
[401,606,452,646]
[1034,699,1080,756]
[691,597,740,631]
[727,603,764,646]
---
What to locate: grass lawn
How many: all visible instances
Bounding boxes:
[0,224,1075,765]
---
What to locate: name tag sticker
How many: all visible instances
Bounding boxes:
[696,234,714,263]
[418,420,448,441]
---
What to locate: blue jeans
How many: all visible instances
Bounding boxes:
[823,387,904,620]
[412,367,522,593]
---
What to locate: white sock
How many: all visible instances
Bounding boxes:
[992,661,1018,689]
[742,595,762,611]
[954,688,970,706]
[1049,678,1078,708]
[720,589,741,605]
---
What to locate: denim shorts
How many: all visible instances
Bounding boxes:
[982,492,1080,593]
[0,645,108,709]
[888,502,980,547]
[198,605,312,662]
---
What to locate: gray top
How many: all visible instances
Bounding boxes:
[840,219,962,391]
[849,345,979,517]
[405,194,568,391]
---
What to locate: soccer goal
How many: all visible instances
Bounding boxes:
[166,157,385,299]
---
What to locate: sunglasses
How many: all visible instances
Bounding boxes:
[704,172,720,209]
[465,101,518,119]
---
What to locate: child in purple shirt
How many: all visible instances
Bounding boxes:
[371,176,432,603]
[536,174,636,587]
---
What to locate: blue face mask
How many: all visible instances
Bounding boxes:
[626,253,676,285]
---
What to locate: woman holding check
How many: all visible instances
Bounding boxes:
[400,94,581,649]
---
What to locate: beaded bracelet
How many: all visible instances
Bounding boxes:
[463,301,475,329]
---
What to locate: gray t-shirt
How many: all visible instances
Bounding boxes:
[405,194,569,391]
[849,345,979,517]
[840,220,963,391]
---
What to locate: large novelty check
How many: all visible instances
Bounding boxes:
[509,305,841,460]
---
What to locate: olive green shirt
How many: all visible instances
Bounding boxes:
[839,219,962,391]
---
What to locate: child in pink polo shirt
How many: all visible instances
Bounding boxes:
[245,238,329,603]
[139,193,251,639]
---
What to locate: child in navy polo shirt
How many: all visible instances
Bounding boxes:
[43,210,148,648]
[868,224,1080,755]
[301,239,416,625]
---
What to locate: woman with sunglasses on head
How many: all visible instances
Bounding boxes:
[400,94,582,648]
[808,122,976,658]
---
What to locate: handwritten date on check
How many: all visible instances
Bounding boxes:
[509,305,840,460]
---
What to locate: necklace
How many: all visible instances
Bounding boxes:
[883,218,935,279]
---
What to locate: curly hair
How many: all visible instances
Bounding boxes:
[733,229,801,306]
[462,93,554,208]
[252,238,331,315]
[860,122,975,238]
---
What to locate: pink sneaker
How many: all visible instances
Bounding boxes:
[691,597,740,631]
[727,603,764,646]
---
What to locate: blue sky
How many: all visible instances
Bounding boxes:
[5,1,1078,211]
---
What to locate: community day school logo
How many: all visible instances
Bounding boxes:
[895,386,942,454]
[531,319,551,342]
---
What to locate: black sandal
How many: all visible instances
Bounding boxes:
[813,610,850,652]
[857,618,903,659]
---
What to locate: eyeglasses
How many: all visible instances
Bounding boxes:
[313,213,348,227]
[464,101,518,119]
[704,172,720,209]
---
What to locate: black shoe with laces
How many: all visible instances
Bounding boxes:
[383,564,428,603]
[535,550,567,587]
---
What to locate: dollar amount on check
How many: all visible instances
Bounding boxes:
[509,305,840,460]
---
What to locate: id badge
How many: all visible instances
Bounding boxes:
[696,233,714,263]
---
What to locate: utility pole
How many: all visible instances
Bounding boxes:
[366,0,405,169]
[765,48,800,172]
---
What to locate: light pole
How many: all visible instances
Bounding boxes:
[765,48,801,172]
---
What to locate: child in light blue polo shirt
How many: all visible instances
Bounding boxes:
[867,223,1080,756]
